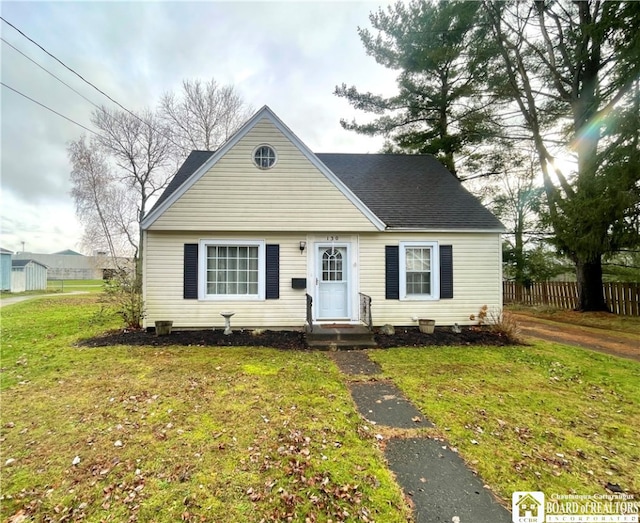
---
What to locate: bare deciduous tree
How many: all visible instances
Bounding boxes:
[68,137,137,265]
[91,106,175,278]
[69,79,251,328]
[159,79,253,158]
[70,78,251,286]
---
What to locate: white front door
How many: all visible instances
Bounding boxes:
[317,245,349,319]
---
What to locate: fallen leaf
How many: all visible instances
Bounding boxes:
[8,509,28,523]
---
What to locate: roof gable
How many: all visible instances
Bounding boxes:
[142,106,384,231]
[143,107,503,232]
[12,259,48,269]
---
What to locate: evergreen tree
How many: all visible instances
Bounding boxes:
[335,0,496,177]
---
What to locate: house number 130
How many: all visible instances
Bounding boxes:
[327,235,339,241]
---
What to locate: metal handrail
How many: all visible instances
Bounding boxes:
[359,292,372,331]
[306,293,313,332]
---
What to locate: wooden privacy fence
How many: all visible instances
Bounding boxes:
[503,281,640,316]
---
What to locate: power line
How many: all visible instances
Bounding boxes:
[0,16,135,119]
[1,37,102,111]
[1,81,98,136]
[0,16,181,149]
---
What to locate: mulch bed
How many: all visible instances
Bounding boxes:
[78,326,517,350]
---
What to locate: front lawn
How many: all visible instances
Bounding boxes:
[0,296,408,522]
[369,343,640,501]
[2,295,638,522]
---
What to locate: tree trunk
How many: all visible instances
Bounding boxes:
[575,257,608,312]
[514,206,526,286]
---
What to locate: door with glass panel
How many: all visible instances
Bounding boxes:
[317,245,349,319]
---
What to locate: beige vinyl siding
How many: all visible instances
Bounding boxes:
[150,119,377,232]
[358,232,502,327]
[144,230,502,329]
[145,231,311,329]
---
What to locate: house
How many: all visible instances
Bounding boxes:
[141,106,504,330]
[11,259,48,292]
[0,248,12,291]
[12,250,122,280]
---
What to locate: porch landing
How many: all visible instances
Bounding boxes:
[305,324,377,350]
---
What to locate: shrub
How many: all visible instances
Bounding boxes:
[488,309,522,343]
[102,270,145,329]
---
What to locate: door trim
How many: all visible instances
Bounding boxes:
[308,236,358,323]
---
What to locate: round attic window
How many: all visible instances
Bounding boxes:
[253,145,277,169]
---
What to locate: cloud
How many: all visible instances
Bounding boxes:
[0,191,83,253]
[0,1,398,254]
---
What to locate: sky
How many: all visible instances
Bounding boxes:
[0,1,398,255]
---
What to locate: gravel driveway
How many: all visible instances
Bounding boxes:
[510,312,640,362]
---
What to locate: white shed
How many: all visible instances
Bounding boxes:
[11,259,48,292]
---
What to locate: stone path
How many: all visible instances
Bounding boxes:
[330,350,512,523]
[349,381,432,429]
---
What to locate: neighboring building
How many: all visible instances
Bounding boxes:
[141,106,504,330]
[0,248,12,291]
[11,259,48,292]
[12,251,121,280]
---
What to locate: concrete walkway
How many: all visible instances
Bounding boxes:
[0,291,89,308]
[331,350,511,523]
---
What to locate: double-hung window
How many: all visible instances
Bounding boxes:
[199,240,265,300]
[399,241,439,300]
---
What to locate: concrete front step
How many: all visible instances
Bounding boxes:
[305,325,377,350]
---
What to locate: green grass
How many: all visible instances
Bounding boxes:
[0,296,409,522]
[4,295,638,521]
[47,279,105,293]
[368,344,640,502]
[0,280,104,297]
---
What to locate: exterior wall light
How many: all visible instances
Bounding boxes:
[299,241,306,253]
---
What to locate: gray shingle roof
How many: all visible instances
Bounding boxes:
[12,259,48,269]
[316,153,503,229]
[150,151,215,214]
[149,151,503,230]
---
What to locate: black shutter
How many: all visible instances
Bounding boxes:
[440,245,453,299]
[183,244,198,299]
[265,244,279,300]
[385,245,400,300]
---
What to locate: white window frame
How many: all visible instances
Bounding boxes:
[399,241,440,300]
[198,239,265,300]
[252,144,277,170]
